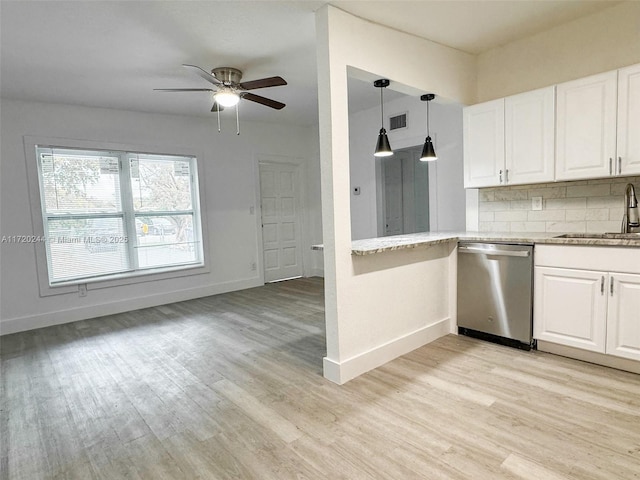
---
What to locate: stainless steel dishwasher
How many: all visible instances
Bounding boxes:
[457,242,534,350]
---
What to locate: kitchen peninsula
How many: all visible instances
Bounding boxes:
[313,231,640,255]
[315,231,640,382]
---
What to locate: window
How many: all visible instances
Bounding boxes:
[36,146,203,285]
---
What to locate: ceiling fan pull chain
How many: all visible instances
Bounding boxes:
[236,103,240,135]
[217,106,221,133]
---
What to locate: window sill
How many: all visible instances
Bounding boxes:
[43,262,208,297]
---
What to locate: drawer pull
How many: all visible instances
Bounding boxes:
[601,276,605,295]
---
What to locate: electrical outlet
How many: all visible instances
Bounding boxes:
[78,284,87,297]
[532,197,543,211]
[249,206,255,215]
[250,262,257,271]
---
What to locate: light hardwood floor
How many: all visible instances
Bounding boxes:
[1,277,639,479]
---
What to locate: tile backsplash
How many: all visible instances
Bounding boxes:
[478,176,640,233]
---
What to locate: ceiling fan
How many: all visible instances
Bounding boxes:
[155,64,287,113]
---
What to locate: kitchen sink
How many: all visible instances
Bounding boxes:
[554,232,640,240]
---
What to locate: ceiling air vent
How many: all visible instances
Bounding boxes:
[389,113,407,131]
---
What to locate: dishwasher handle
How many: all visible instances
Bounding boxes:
[458,245,531,257]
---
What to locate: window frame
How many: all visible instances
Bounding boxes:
[24,136,210,297]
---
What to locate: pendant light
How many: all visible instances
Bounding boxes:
[373,79,393,157]
[420,93,437,161]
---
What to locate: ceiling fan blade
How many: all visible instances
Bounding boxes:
[182,64,222,86]
[211,102,224,112]
[238,76,287,91]
[242,93,285,110]
[154,88,214,92]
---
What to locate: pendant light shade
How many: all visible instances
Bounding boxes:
[374,79,393,157]
[420,93,438,162]
[375,128,393,157]
[420,136,437,161]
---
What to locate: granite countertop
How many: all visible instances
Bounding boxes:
[312,231,640,255]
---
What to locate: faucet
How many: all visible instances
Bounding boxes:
[622,183,639,233]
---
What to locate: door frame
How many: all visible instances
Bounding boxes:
[255,155,307,284]
[376,145,436,237]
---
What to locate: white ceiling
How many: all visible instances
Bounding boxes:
[0,1,620,126]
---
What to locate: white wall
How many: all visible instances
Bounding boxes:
[316,5,475,383]
[477,1,640,102]
[427,102,465,232]
[0,99,322,333]
[349,94,465,240]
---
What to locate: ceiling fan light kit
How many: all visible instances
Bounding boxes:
[373,78,393,157]
[155,64,287,134]
[214,89,240,108]
[420,93,438,162]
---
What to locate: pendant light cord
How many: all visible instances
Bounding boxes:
[427,99,430,137]
[380,87,384,129]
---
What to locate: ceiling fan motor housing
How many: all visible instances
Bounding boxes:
[212,67,243,86]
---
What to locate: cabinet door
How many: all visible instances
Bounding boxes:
[617,63,640,176]
[534,267,607,353]
[505,86,555,185]
[463,99,505,188]
[606,273,640,361]
[556,71,618,181]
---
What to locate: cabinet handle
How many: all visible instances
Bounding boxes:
[505,169,509,183]
[618,157,622,175]
[601,276,605,295]
[610,276,614,296]
[499,169,503,184]
[609,158,613,176]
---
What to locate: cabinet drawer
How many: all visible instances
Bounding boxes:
[535,245,640,273]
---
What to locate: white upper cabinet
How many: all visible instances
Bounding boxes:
[556,70,618,181]
[617,63,640,176]
[465,63,638,188]
[464,88,555,188]
[463,99,505,188]
[505,86,555,185]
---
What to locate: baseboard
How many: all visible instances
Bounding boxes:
[0,277,263,336]
[323,317,450,384]
[307,268,325,278]
[537,340,640,375]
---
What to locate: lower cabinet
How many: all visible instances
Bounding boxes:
[606,274,640,361]
[535,266,640,361]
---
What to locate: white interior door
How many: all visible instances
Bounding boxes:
[381,148,429,237]
[260,162,303,282]
[383,157,403,236]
